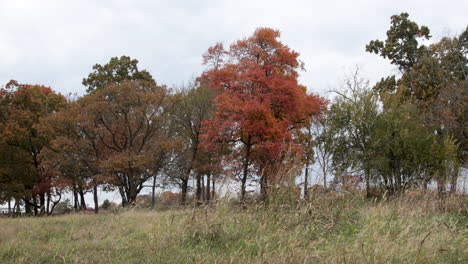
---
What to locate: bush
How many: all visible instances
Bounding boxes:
[53,199,72,214]
[101,199,111,210]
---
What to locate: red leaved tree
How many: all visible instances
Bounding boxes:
[200,28,327,201]
[0,80,67,215]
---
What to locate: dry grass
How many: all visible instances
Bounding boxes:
[0,193,466,263]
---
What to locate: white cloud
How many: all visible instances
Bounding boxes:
[0,0,466,95]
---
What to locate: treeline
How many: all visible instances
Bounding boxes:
[0,13,466,215]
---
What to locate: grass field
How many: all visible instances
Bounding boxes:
[0,193,466,264]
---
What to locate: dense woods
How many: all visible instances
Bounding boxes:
[0,14,466,216]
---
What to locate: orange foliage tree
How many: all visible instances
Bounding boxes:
[78,80,172,206]
[44,80,173,208]
[0,80,67,215]
[200,28,327,200]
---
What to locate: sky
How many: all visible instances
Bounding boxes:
[1,0,467,205]
[1,0,467,98]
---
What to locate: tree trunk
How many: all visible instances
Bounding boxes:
[119,187,128,207]
[260,172,268,202]
[212,177,215,200]
[126,172,140,206]
[181,141,199,206]
[241,138,252,201]
[181,179,189,205]
[39,193,45,215]
[423,177,428,191]
[33,195,38,216]
[73,188,79,210]
[365,171,370,198]
[206,173,211,201]
[46,192,50,215]
[323,167,327,190]
[151,175,157,209]
[396,174,402,194]
[93,184,99,214]
[196,172,202,205]
[16,200,20,214]
[437,178,446,197]
[304,166,309,199]
[79,190,86,210]
[126,188,138,207]
[449,165,459,194]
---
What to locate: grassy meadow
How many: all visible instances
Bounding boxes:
[0,193,467,264]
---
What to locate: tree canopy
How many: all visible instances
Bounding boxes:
[1,16,466,215]
[82,56,155,93]
[200,28,327,200]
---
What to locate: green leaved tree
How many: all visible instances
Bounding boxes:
[82,56,155,93]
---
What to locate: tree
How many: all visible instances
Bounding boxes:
[366,12,430,72]
[39,101,98,212]
[397,36,467,192]
[367,14,467,192]
[200,28,326,201]
[327,70,380,196]
[73,80,171,206]
[82,56,155,93]
[311,113,334,191]
[366,12,431,95]
[327,69,459,196]
[166,83,215,205]
[0,80,67,215]
[298,121,314,199]
[371,95,457,194]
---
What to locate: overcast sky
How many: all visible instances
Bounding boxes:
[1,0,467,98]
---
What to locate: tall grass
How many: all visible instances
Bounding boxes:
[0,193,466,263]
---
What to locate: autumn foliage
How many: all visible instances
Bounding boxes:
[1,20,465,215]
[0,81,67,214]
[200,28,326,200]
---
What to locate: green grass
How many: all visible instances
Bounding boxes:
[0,194,466,263]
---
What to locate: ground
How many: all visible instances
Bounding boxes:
[0,194,466,263]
